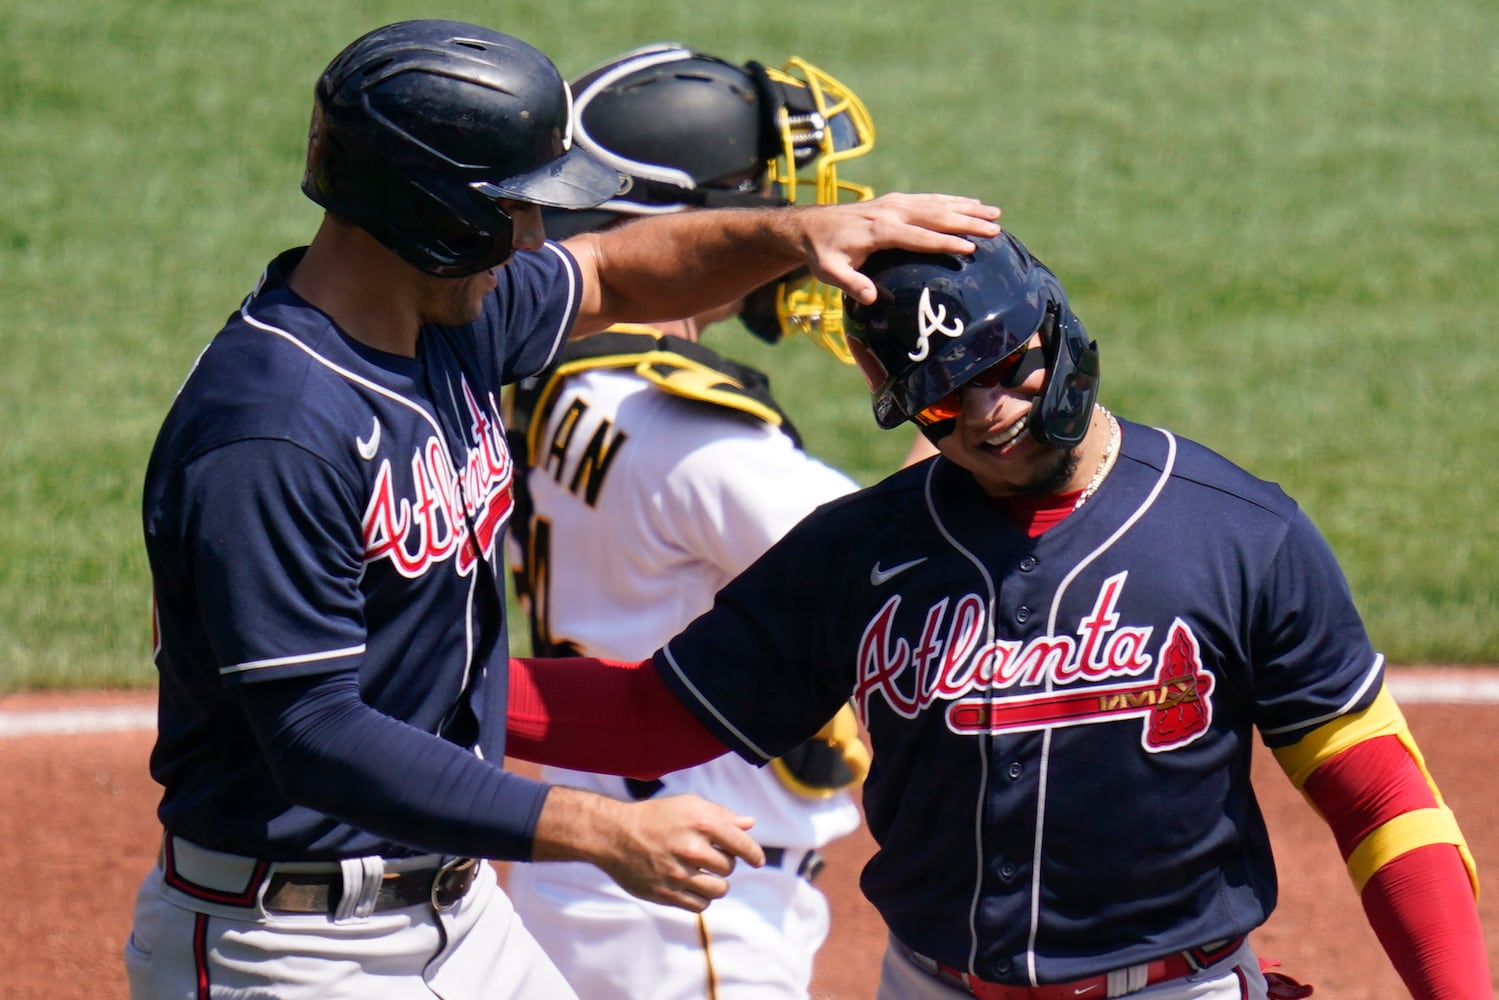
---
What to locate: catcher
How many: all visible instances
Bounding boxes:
[503,43,876,999]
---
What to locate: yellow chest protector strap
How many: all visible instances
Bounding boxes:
[513,326,800,465]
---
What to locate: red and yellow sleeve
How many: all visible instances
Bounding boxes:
[1271,683,1490,997]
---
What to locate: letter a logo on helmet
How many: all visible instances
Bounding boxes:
[908,287,965,362]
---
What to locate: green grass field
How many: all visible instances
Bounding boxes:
[3,0,1496,690]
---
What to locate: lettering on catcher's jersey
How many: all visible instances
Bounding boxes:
[540,396,629,508]
[852,571,1216,752]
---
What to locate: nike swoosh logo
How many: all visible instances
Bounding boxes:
[869,557,927,586]
[1073,987,1100,997]
[356,417,381,461]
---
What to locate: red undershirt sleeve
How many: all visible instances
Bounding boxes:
[506,655,732,778]
[1278,686,1489,997]
[1359,844,1490,998]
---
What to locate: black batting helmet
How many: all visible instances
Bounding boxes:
[544,43,876,360]
[302,19,622,277]
[844,231,1100,447]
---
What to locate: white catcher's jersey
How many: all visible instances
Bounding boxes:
[508,341,861,849]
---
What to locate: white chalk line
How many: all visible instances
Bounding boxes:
[1386,674,1499,705]
[0,705,158,737]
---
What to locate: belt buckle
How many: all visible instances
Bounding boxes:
[430,857,477,912]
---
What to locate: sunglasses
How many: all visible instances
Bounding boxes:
[912,344,1037,427]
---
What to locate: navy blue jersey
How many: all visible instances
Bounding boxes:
[656,419,1382,984]
[143,244,580,859]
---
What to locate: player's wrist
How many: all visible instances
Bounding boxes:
[529,785,631,866]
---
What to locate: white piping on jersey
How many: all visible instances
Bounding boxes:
[174,342,213,400]
[456,550,481,740]
[236,308,473,695]
[1021,427,1177,985]
[239,309,449,594]
[921,461,1000,975]
[238,310,451,439]
[221,644,365,676]
[536,242,581,374]
[659,646,778,762]
[1260,652,1385,737]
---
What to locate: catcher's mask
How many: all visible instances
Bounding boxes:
[302,19,621,277]
[541,43,876,361]
[843,231,1100,447]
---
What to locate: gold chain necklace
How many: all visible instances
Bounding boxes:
[1073,408,1119,511]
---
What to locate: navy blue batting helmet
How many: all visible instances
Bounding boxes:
[844,231,1099,447]
[302,20,622,276]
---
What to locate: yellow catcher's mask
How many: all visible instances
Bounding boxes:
[752,57,877,363]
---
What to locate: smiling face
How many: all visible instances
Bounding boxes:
[930,332,1086,499]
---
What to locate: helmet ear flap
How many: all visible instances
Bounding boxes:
[1027,303,1100,448]
[743,60,787,182]
[740,273,797,345]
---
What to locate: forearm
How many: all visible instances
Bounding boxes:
[239,670,549,861]
[529,785,631,863]
[1273,685,1487,996]
[567,208,805,335]
[1361,844,1491,998]
[565,192,1002,335]
[506,654,731,776]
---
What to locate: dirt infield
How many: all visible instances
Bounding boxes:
[2,677,1495,999]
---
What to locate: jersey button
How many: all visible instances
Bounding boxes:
[999,863,1017,880]
[994,959,1013,977]
[1015,606,1031,623]
[1019,556,1037,571]
[1007,761,1023,780]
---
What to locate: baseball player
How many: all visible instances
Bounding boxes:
[501,44,876,999]
[124,18,999,1000]
[504,231,1491,998]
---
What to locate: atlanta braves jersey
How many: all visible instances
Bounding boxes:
[654,417,1384,986]
[142,242,580,860]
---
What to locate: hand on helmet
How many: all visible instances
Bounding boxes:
[803,193,1001,304]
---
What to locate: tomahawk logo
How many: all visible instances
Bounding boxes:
[907,287,965,361]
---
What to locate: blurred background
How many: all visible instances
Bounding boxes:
[3,0,1495,689]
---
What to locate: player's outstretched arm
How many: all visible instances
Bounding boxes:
[531,787,764,912]
[565,192,1001,336]
[1272,684,1490,997]
[506,654,734,776]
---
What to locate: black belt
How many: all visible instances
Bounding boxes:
[762,847,824,883]
[263,857,479,915]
